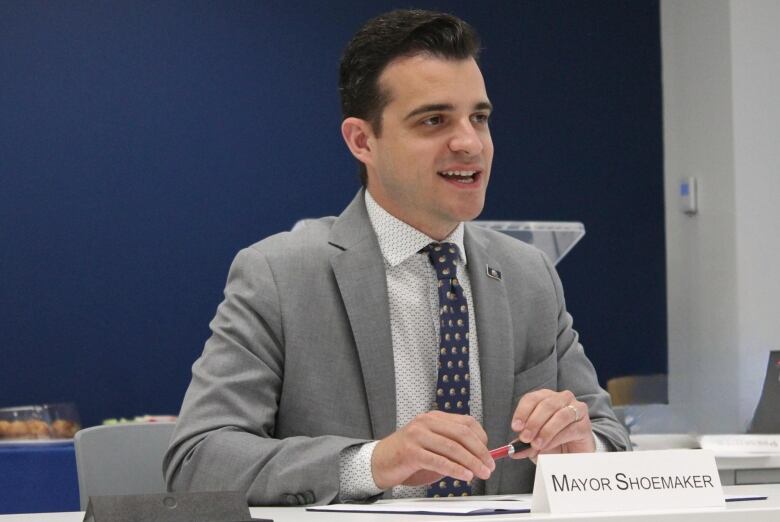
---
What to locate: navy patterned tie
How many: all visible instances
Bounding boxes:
[423,242,472,497]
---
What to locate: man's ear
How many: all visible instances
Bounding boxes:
[341,117,375,167]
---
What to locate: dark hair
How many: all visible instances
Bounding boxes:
[339,9,482,186]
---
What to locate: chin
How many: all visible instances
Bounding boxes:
[457,202,486,222]
[446,211,483,226]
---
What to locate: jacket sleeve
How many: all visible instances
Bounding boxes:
[163,247,371,506]
[541,252,632,452]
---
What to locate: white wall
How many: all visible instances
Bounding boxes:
[660,0,780,433]
[730,0,780,427]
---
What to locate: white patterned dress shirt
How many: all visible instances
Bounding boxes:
[338,191,607,500]
[339,190,484,499]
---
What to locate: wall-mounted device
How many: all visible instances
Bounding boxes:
[680,177,698,215]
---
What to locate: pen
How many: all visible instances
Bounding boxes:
[489,440,531,460]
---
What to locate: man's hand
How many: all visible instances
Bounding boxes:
[509,389,595,461]
[371,411,495,490]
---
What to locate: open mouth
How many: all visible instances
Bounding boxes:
[437,170,480,185]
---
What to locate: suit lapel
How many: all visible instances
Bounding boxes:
[465,225,515,495]
[328,197,518,492]
[329,191,396,440]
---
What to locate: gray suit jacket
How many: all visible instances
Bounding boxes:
[163,190,629,506]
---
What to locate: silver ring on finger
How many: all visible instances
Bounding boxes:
[566,404,580,423]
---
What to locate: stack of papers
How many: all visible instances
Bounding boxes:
[698,435,780,457]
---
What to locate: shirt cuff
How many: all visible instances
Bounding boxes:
[339,441,384,500]
[593,431,611,452]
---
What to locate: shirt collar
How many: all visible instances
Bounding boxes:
[364,189,467,268]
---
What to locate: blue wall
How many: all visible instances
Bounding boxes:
[1,1,665,427]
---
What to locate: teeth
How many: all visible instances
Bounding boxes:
[439,170,476,184]
[439,170,477,177]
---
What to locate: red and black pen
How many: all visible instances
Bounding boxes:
[489,440,531,460]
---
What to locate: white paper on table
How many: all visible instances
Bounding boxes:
[698,435,780,456]
[306,493,765,515]
[307,495,532,515]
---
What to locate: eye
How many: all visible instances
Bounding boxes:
[422,115,443,126]
[471,113,490,125]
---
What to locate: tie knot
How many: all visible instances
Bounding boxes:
[423,242,460,280]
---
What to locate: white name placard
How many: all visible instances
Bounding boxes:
[531,449,724,514]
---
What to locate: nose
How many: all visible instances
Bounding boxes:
[448,119,484,156]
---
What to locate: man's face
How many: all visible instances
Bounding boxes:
[363,55,493,240]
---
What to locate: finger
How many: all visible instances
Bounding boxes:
[532,402,584,450]
[430,418,494,473]
[416,430,493,480]
[425,413,493,469]
[450,413,490,446]
[542,416,595,453]
[414,446,475,482]
[430,411,489,445]
[511,389,555,432]
[519,391,574,445]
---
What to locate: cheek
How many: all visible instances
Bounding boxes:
[482,152,495,175]
[483,135,495,156]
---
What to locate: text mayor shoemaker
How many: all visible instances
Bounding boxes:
[552,473,715,493]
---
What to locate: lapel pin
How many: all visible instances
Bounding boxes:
[486,265,502,281]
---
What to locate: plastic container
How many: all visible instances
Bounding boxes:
[0,403,81,440]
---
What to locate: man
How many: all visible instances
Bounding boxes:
[164,9,629,506]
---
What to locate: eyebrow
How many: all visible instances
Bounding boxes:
[403,101,493,121]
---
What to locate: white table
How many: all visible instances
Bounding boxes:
[716,455,780,485]
[630,434,780,485]
[1,484,777,522]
